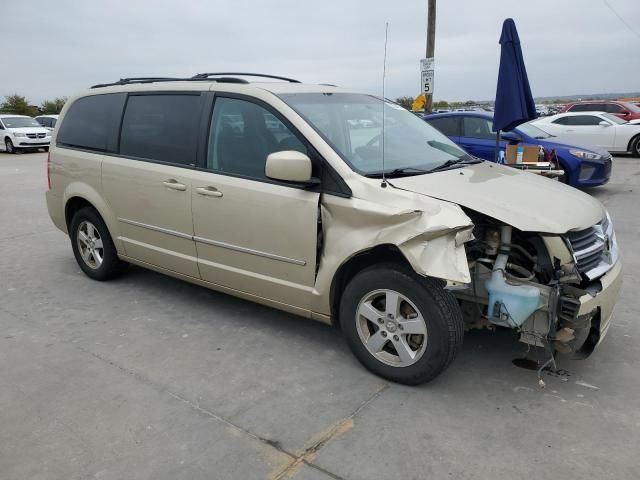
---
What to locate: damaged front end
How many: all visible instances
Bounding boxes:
[454,210,622,359]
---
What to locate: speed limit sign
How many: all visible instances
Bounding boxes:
[421,70,434,94]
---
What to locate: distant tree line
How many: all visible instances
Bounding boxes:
[0,94,67,116]
[394,96,474,111]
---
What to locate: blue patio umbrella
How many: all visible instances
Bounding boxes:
[493,18,537,160]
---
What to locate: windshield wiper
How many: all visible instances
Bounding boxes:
[425,156,482,173]
[363,157,482,178]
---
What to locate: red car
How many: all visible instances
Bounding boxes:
[560,100,640,121]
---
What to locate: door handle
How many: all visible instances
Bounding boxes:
[196,186,223,198]
[163,179,187,191]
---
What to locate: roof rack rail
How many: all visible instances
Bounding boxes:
[192,72,301,83]
[90,77,184,89]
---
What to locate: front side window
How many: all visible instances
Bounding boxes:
[207,97,307,179]
[119,94,200,165]
[2,117,41,128]
[462,116,496,139]
[552,116,569,125]
[57,94,124,151]
[279,93,469,176]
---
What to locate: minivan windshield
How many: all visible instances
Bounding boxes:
[279,93,473,176]
[1,117,41,128]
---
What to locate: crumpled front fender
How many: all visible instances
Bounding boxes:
[310,188,473,315]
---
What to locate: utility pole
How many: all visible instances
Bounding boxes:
[424,0,436,113]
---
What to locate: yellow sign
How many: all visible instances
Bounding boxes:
[411,94,426,112]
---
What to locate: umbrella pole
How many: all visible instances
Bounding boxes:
[494,130,501,163]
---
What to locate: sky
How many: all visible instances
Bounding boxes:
[3,0,639,105]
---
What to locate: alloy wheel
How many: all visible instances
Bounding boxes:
[76,220,104,269]
[356,289,428,367]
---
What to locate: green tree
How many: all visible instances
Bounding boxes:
[433,100,449,108]
[40,97,67,115]
[0,94,38,116]
[394,96,414,110]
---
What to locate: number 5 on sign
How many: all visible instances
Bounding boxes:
[421,70,434,94]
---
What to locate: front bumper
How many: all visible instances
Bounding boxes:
[573,259,623,352]
[17,138,51,147]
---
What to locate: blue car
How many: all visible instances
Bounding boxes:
[423,112,611,188]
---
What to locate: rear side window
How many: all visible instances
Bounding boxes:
[119,94,201,165]
[57,94,125,151]
[427,116,461,136]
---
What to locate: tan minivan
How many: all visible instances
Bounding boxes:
[46,73,622,384]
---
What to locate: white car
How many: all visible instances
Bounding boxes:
[0,114,52,154]
[35,114,59,131]
[532,111,640,157]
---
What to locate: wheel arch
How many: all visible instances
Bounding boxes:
[63,185,122,252]
[627,133,640,155]
[329,244,413,324]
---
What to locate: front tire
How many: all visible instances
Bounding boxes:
[5,138,16,154]
[631,135,640,158]
[339,264,464,385]
[69,207,127,281]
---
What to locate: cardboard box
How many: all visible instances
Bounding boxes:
[506,144,539,164]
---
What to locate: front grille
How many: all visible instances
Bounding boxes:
[25,133,46,139]
[38,133,46,138]
[565,216,617,280]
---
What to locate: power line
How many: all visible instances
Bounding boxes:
[603,0,640,40]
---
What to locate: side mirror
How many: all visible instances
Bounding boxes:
[265,150,313,183]
[599,121,610,127]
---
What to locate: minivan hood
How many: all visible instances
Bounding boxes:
[388,162,604,234]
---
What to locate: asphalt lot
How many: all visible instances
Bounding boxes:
[1,151,639,480]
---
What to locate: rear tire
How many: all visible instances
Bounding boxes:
[69,207,127,281]
[339,264,464,385]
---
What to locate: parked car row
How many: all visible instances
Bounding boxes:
[0,114,52,153]
[532,111,640,157]
[424,112,614,188]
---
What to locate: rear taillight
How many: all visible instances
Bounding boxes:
[47,151,51,190]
